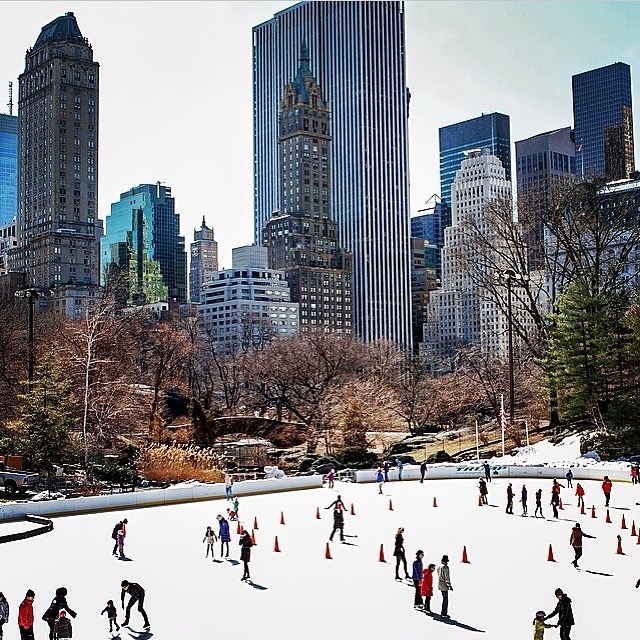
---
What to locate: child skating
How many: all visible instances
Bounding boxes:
[203,526,217,558]
[101,599,120,635]
[532,610,554,639]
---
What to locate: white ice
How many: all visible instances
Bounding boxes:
[1,471,639,639]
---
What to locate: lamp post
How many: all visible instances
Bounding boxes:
[14,288,41,389]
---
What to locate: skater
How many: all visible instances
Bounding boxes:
[18,589,35,640]
[521,484,528,516]
[437,555,453,618]
[100,600,120,634]
[565,469,573,488]
[483,461,491,482]
[111,518,128,556]
[569,523,595,568]
[602,475,612,507]
[533,610,554,640]
[328,505,345,542]
[478,477,488,505]
[42,588,77,640]
[326,468,336,489]
[224,473,234,500]
[393,527,410,580]
[575,483,585,509]
[534,488,543,518]
[232,497,240,518]
[420,460,427,483]
[506,483,514,514]
[396,459,404,481]
[325,495,345,511]
[552,479,564,496]
[203,525,217,558]
[376,468,384,494]
[121,580,150,630]
[421,563,436,613]
[630,465,637,485]
[52,610,72,639]
[550,488,560,519]
[239,529,253,581]
[0,592,8,640]
[216,514,231,557]
[384,461,390,483]
[544,588,574,640]
[117,527,125,558]
[412,550,424,609]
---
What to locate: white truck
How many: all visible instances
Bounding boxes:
[0,462,40,494]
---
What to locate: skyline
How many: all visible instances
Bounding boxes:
[0,1,639,266]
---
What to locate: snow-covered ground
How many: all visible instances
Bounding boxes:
[1,468,639,639]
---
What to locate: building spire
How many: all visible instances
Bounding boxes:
[299,38,310,73]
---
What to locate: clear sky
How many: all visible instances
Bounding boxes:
[1,1,639,266]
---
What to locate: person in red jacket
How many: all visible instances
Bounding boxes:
[602,476,613,507]
[18,589,35,640]
[420,563,436,613]
[575,483,585,509]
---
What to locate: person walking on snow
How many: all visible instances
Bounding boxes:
[393,527,410,580]
[121,580,150,630]
[203,525,217,558]
[533,610,554,640]
[376,468,384,494]
[412,550,424,609]
[602,476,612,507]
[565,469,573,488]
[506,483,514,514]
[18,589,35,640]
[544,588,574,640]
[239,529,253,581]
[224,474,234,500]
[521,484,528,516]
[0,592,9,640]
[100,600,120,634]
[534,488,543,518]
[420,460,427,483]
[52,610,72,639]
[421,563,436,613]
[216,514,231,557]
[569,522,595,568]
[575,483,585,509]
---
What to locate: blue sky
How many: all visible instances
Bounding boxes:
[1,1,639,265]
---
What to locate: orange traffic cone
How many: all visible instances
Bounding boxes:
[559,498,564,510]
[236,520,242,534]
[547,544,555,562]
[251,529,257,546]
[316,507,321,519]
[389,499,394,511]
[637,531,640,545]
[591,505,596,518]
[621,514,627,529]
[580,502,585,515]
[462,546,470,563]
[350,503,355,516]
[478,495,483,507]
[433,497,438,508]
[631,521,636,537]
[253,517,259,530]
[273,536,280,552]
[280,511,286,525]
[325,542,332,559]
[606,509,612,523]
[616,535,623,555]
[379,543,386,562]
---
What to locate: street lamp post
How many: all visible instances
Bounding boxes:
[14,288,41,389]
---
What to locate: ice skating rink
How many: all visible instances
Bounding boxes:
[1,476,639,639]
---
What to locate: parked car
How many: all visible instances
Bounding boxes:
[0,462,39,494]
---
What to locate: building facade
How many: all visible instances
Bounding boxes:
[572,62,635,180]
[0,113,17,226]
[189,216,218,303]
[253,1,412,346]
[100,183,187,305]
[0,219,17,274]
[10,11,100,304]
[411,194,445,278]
[262,44,352,334]
[198,245,299,348]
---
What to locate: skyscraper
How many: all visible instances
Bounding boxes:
[0,112,17,226]
[253,1,412,346]
[189,216,218,303]
[100,183,187,305]
[572,62,634,181]
[262,43,352,334]
[439,112,511,228]
[10,12,100,298]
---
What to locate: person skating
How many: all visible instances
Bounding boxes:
[326,468,336,489]
[121,580,150,630]
[0,592,8,639]
[421,563,436,613]
[100,599,120,634]
[328,506,345,543]
[483,461,491,482]
[111,518,128,556]
[383,462,390,483]
[602,475,612,507]
[550,489,560,519]
[224,473,234,500]
[552,479,564,496]
[42,588,77,640]
[575,483,585,510]
[478,477,488,505]
[521,484,528,516]
[239,529,253,581]
[52,610,72,639]
[18,589,35,640]
[396,459,404,481]
[533,610,554,640]
[116,528,125,558]
[565,469,573,488]
[437,554,453,618]
[506,483,514,514]
[412,550,424,609]
[203,525,217,558]
[569,523,595,568]
[544,588,574,640]
[630,465,637,485]
[217,514,231,557]
[325,495,345,512]
[420,460,427,483]
[534,488,543,518]
[393,527,410,580]
[376,468,384,494]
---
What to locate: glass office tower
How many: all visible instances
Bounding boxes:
[253,1,412,347]
[0,113,17,226]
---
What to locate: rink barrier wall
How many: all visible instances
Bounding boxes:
[354,463,631,484]
[0,475,323,522]
[0,515,53,543]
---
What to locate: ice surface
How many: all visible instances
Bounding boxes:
[0,464,639,638]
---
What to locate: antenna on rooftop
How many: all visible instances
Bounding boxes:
[8,82,13,115]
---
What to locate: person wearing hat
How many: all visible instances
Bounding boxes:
[411,550,424,609]
[18,590,35,640]
[544,588,574,640]
[239,529,253,582]
[532,610,554,639]
[437,555,453,618]
[569,523,595,568]
[0,591,9,640]
[52,610,72,639]
[121,580,150,630]
[42,587,77,640]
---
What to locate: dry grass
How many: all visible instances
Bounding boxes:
[137,444,225,483]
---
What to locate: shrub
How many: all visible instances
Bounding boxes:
[137,444,225,483]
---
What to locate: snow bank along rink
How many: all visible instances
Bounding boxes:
[1,474,639,639]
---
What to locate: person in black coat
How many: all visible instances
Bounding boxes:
[329,508,345,543]
[111,519,128,556]
[393,527,410,580]
[239,530,253,581]
[506,483,514,514]
[544,588,574,640]
[42,588,77,640]
[121,581,150,629]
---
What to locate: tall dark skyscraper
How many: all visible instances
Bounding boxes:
[263,44,352,334]
[439,112,511,228]
[10,12,100,301]
[572,62,635,180]
[253,1,412,346]
[0,112,18,226]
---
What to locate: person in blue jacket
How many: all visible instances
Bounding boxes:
[412,550,424,609]
[216,514,231,557]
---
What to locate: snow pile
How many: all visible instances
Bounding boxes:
[30,491,65,502]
